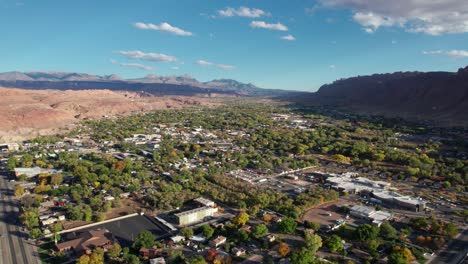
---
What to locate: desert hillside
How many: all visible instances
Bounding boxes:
[297,66,468,125]
[0,87,217,143]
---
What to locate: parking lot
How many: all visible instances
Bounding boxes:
[301,198,359,228]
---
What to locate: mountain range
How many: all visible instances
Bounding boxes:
[1,68,467,125]
[0,71,300,97]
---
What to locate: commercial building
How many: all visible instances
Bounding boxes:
[350,205,393,226]
[327,173,425,211]
[175,206,217,226]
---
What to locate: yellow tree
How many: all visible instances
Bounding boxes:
[278,243,290,257]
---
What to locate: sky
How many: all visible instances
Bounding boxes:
[0,0,467,91]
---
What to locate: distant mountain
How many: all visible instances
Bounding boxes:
[300,66,468,125]
[0,71,304,97]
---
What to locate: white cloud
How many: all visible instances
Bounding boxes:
[118,50,177,62]
[320,0,468,35]
[218,6,269,18]
[250,21,288,31]
[171,66,180,70]
[217,64,235,70]
[353,12,399,33]
[329,64,336,69]
[281,34,296,41]
[120,63,154,71]
[134,22,193,36]
[196,60,213,66]
[423,50,468,58]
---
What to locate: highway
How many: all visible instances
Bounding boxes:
[0,171,41,264]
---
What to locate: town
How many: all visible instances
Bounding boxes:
[0,101,466,264]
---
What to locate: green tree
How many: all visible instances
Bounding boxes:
[278,217,297,234]
[199,224,214,239]
[189,255,207,264]
[133,231,156,250]
[304,233,322,255]
[445,223,459,238]
[233,211,249,226]
[290,247,315,264]
[107,243,122,258]
[29,228,42,239]
[251,224,269,239]
[20,209,39,229]
[180,227,194,239]
[355,224,379,241]
[325,235,343,252]
[379,222,398,240]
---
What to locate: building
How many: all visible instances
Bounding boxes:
[175,206,218,226]
[150,258,166,264]
[55,229,114,256]
[0,143,20,152]
[327,173,424,211]
[194,197,215,207]
[209,236,227,248]
[14,167,62,178]
[350,205,393,226]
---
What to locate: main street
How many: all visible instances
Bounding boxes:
[0,170,41,264]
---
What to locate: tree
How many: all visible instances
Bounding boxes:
[180,227,194,239]
[133,231,156,250]
[355,224,379,241]
[189,255,207,264]
[379,222,397,240]
[77,254,90,264]
[304,233,322,255]
[325,235,343,252]
[29,228,42,239]
[388,252,406,264]
[444,223,459,238]
[409,217,429,230]
[107,243,122,258]
[278,242,290,257]
[20,209,39,229]
[290,247,315,264]
[252,224,269,239]
[199,224,214,239]
[233,211,249,226]
[123,254,140,264]
[305,221,320,231]
[278,217,297,234]
[14,185,25,197]
[50,173,63,186]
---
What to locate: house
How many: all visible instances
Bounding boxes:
[265,234,276,243]
[232,247,246,257]
[209,236,226,248]
[55,229,114,256]
[140,247,164,258]
[150,258,166,264]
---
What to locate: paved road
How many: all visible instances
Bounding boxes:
[0,172,41,264]
[429,227,468,264]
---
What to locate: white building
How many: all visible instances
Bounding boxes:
[350,205,393,226]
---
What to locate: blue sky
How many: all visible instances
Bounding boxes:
[0,0,467,91]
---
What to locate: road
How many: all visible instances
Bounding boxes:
[0,171,41,264]
[428,227,468,264]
